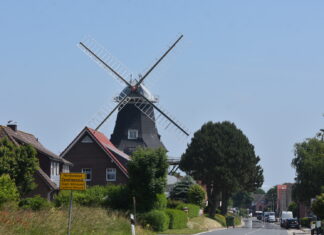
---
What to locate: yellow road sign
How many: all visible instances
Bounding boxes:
[60,173,86,190]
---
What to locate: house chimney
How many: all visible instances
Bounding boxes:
[7,121,17,131]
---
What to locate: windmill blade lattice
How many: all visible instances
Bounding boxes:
[133,98,189,136]
[78,36,133,87]
[87,90,130,130]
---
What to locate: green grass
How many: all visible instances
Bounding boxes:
[0,206,154,235]
[159,215,222,234]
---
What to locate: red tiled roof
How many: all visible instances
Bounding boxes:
[86,127,129,176]
[87,128,130,161]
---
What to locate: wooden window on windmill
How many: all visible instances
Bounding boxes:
[81,168,92,181]
[128,129,138,139]
[106,168,116,181]
[81,135,93,143]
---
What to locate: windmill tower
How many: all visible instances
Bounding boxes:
[79,35,189,155]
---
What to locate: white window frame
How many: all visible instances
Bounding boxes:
[106,168,116,181]
[128,129,138,139]
[51,161,59,176]
[82,168,92,181]
[62,165,69,173]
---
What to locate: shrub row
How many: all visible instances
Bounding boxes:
[140,209,188,232]
[54,185,130,210]
[214,214,226,227]
[176,203,200,218]
[165,209,187,229]
[300,217,312,228]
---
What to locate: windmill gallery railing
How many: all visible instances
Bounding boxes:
[167,158,180,175]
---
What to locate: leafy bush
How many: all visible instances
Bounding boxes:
[300,217,312,228]
[128,148,168,212]
[169,176,195,202]
[165,209,187,229]
[214,214,226,226]
[176,203,200,218]
[167,199,182,209]
[312,193,324,219]
[153,193,167,210]
[239,208,248,217]
[54,185,130,210]
[188,184,206,207]
[234,216,241,226]
[19,195,51,211]
[0,174,19,207]
[141,210,170,232]
[104,185,131,210]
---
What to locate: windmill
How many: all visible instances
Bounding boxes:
[79,35,189,155]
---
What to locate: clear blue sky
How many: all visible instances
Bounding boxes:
[1,0,323,190]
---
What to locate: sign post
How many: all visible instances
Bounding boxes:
[60,173,86,235]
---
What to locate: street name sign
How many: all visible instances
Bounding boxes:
[60,173,86,190]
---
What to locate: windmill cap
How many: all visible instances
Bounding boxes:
[116,84,158,103]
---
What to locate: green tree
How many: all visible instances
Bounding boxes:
[254,188,266,194]
[311,193,324,219]
[169,175,195,202]
[232,191,253,208]
[188,184,206,207]
[0,174,19,207]
[265,186,277,211]
[291,135,324,203]
[180,121,264,217]
[128,148,168,212]
[0,137,39,196]
[288,201,298,217]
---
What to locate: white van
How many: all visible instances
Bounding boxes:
[280,211,293,227]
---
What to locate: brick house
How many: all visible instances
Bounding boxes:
[60,127,129,186]
[0,123,72,200]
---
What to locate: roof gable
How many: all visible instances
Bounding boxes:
[61,127,129,177]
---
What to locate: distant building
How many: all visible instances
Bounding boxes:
[61,127,129,186]
[276,183,293,214]
[251,194,267,213]
[0,123,72,200]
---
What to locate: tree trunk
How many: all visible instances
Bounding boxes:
[221,191,229,215]
[207,183,218,218]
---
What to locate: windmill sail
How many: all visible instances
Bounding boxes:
[79,35,190,137]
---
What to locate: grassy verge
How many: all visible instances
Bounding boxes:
[159,215,222,234]
[0,206,154,235]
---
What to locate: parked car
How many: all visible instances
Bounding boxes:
[264,212,270,222]
[268,212,276,223]
[280,211,300,229]
[255,211,263,220]
[284,218,300,229]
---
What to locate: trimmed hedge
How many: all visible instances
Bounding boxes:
[54,185,130,210]
[234,215,241,226]
[176,203,200,218]
[300,217,312,228]
[153,193,167,210]
[167,199,182,209]
[214,214,226,227]
[165,209,187,229]
[141,210,170,232]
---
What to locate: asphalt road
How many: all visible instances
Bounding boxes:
[200,218,304,235]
